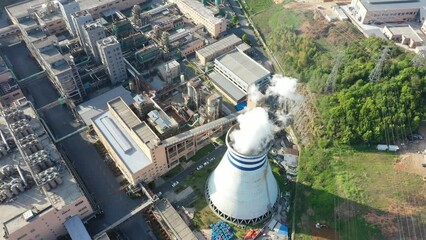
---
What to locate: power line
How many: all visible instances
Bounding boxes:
[324,51,344,94]
[369,46,392,83]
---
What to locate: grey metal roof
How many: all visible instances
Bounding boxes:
[64,216,91,240]
[215,49,271,86]
[196,34,242,59]
[77,86,134,126]
[209,71,246,104]
[359,0,426,11]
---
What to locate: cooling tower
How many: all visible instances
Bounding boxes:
[206,126,279,225]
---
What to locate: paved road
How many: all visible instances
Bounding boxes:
[1,47,152,239]
[154,145,227,194]
[226,0,269,64]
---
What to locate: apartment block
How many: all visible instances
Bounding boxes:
[97,36,128,84]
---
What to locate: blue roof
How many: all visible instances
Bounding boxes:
[235,101,247,111]
[277,224,288,236]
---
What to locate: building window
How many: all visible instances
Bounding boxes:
[17,234,27,240]
[79,206,88,212]
[75,200,84,206]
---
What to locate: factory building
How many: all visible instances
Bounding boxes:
[158,60,181,84]
[210,49,271,105]
[349,0,425,24]
[0,99,94,240]
[92,96,237,186]
[170,0,227,38]
[383,25,423,48]
[206,126,279,225]
[71,10,94,46]
[196,34,242,65]
[82,21,106,63]
[180,39,205,57]
[97,36,128,84]
[5,0,86,103]
[57,0,80,36]
[0,71,24,108]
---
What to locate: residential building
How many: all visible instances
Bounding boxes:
[350,0,425,24]
[157,60,181,83]
[196,34,242,65]
[97,36,128,84]
[82,21,106,63]
[58,0,80,36]
[383,25,424,48]
[210,49,271,105]
[170,0,227,38]
[0,71,24,107]
[0,100,94,240]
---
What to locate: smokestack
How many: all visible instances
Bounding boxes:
[206,125,279,225]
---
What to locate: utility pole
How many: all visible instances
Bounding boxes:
[369,46,392,82]
[324,51,343,94]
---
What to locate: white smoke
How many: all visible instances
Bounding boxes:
[231,74,303,155]
[230,107,274,155]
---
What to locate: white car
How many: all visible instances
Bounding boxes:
[172,181,179,187]
[197,165,203,170]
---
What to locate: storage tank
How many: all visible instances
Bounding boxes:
[206,125,279,225]
[54,174,63,185]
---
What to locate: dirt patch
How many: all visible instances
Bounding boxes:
[395,153,426,176]
[364,210,400,238]
[334,201,357,219]
[311,225,340,240]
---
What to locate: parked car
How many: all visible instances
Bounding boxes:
[172,181,179,188]
[197,165,203,170]
[157,192,162,197]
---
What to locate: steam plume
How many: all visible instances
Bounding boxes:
[231,75,302,155]
[230,107,274,155]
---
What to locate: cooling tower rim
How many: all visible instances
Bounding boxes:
[226,125,273,158]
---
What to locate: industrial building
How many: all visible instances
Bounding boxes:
[90,89,236,185]
[0,71,24,108]
[97,36,128,84]
[58,0,81,36]
[71,10,94,47]
[206,126,279,225]
[196,34,243,65]
[0,99,94,240]
[158,60,181,83]
[210,49,271,105]
[383,25,424,48]
[349,0,426,24]
[82,21,106,63]
[170,0,227,38]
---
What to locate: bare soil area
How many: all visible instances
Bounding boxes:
[310,225,340,240]
[396,125,426,177]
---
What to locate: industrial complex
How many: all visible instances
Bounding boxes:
[0,0,299,239]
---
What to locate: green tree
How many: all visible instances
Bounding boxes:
[231,15,238,26]
[242,33,250,45]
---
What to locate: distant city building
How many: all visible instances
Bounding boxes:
[0,71,24,107]
[350,0,425,24]
[97,36,128,84]
[157,60,181,83]
[210,49,271,105]
[170,0,227,38]
[58,0,81,36]
[82,21,106,63]
[383,25,423,48]
[196,34,242,65]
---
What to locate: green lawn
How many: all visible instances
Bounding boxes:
[163,165,183,180]
[185,143,215,163]
[294,147,425,239]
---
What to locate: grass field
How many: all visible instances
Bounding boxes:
[294,147,426,239]
[185,143,215,163]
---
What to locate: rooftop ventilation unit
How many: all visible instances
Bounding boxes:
[206,126,279,225]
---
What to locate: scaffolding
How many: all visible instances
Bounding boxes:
[210,221,234,240]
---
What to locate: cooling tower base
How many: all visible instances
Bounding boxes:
[205,184,277,225]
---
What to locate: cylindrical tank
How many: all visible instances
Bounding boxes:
[42,183,51,191]
[38,160,46,170]
[10,185,19,195]
[48,178,57,189]
[3,189,13,198]
[32,164,41,174]
[180,74,185,83]
[16,183,24,192]
[54,175,63,185]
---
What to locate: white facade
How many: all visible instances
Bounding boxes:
[58,0,81,36]
[97,36,127,84]
[158,60,181,83]
[350,0,424,24]
[206,127,279,225]
[83,21,106,63]
[71,11,93,46]
[171,0,227,38]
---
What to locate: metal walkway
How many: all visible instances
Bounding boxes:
[18,70,47,83]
